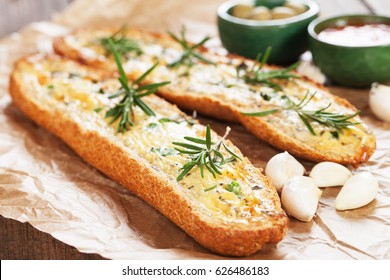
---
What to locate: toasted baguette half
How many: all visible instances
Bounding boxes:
[9,54,288,257]
[53,28,376,165]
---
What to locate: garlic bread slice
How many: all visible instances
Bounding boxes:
[10,54,288,257]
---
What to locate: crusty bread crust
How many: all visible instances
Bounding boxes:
[9,54,288,257]
[53,28,376,166]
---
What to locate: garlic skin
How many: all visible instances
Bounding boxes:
[309,162,352,187]
[369,83,390,123]
[336,172,379,211]
[265,152,305,192]
[281,176,322,222]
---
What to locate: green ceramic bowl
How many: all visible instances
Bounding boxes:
[308,15,390,88]
[217,0,319,64]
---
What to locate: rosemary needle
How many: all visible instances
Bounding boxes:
[167,27,216,69]
[237,47,300,90]
[242,92,360,136]
[173,125,241,181]
[100,26,142,58]
[105,39,170,133]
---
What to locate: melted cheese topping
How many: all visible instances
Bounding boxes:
[27,58,281,224]
[66,30,375,160]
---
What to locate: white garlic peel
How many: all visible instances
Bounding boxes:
[265,152,305,192]
[281,176,322,222]
[335,172,379,211]
[369,83,390,123]
[309,162,352,187]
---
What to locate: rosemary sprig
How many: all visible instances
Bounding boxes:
[173,125,241,181]
[167,27,216,69]
[105,39,170,133]
[242,92,360,136]
[100,26,142,58]
[237,47,300,90]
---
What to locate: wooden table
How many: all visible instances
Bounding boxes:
[0,0,389,260]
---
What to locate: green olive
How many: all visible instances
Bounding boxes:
[249,6,272,20]
[271,6,298,19]
[232,4,254,19]
[284,1,308,14]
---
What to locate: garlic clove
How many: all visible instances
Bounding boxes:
[265,152,305,192]
[335,172,379,211]
[309,162,352,187]
[281,176,322,222]
[369,83,390,123]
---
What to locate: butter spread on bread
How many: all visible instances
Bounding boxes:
[54,28,376,165]
[10,54,288,257]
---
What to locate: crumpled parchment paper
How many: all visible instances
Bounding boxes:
[0,0,389,259]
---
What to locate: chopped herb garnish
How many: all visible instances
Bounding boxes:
[161,116,196,125]
[159,117,180,124]
[204,185,217,192]
[173,125,241,181]
[167,27,216,69]
[330,131,339,139]
[242,91,360,136]
[260,92,272,101]
[147,116,196,129]
[237,47,300,90]
[104,39,170,133]
[147,122,158,128]
[226,181,241,196]
[97,88,105,94]
[150,147,179,157]
[47,84,54,89]
[100,26,142,58]
[94,107,103,113]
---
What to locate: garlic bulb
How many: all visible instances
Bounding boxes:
[309,162,352,187]
[265,152,305,192]
[369,83,390,123]
[281,176,322,222]
[335,172,379,211]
